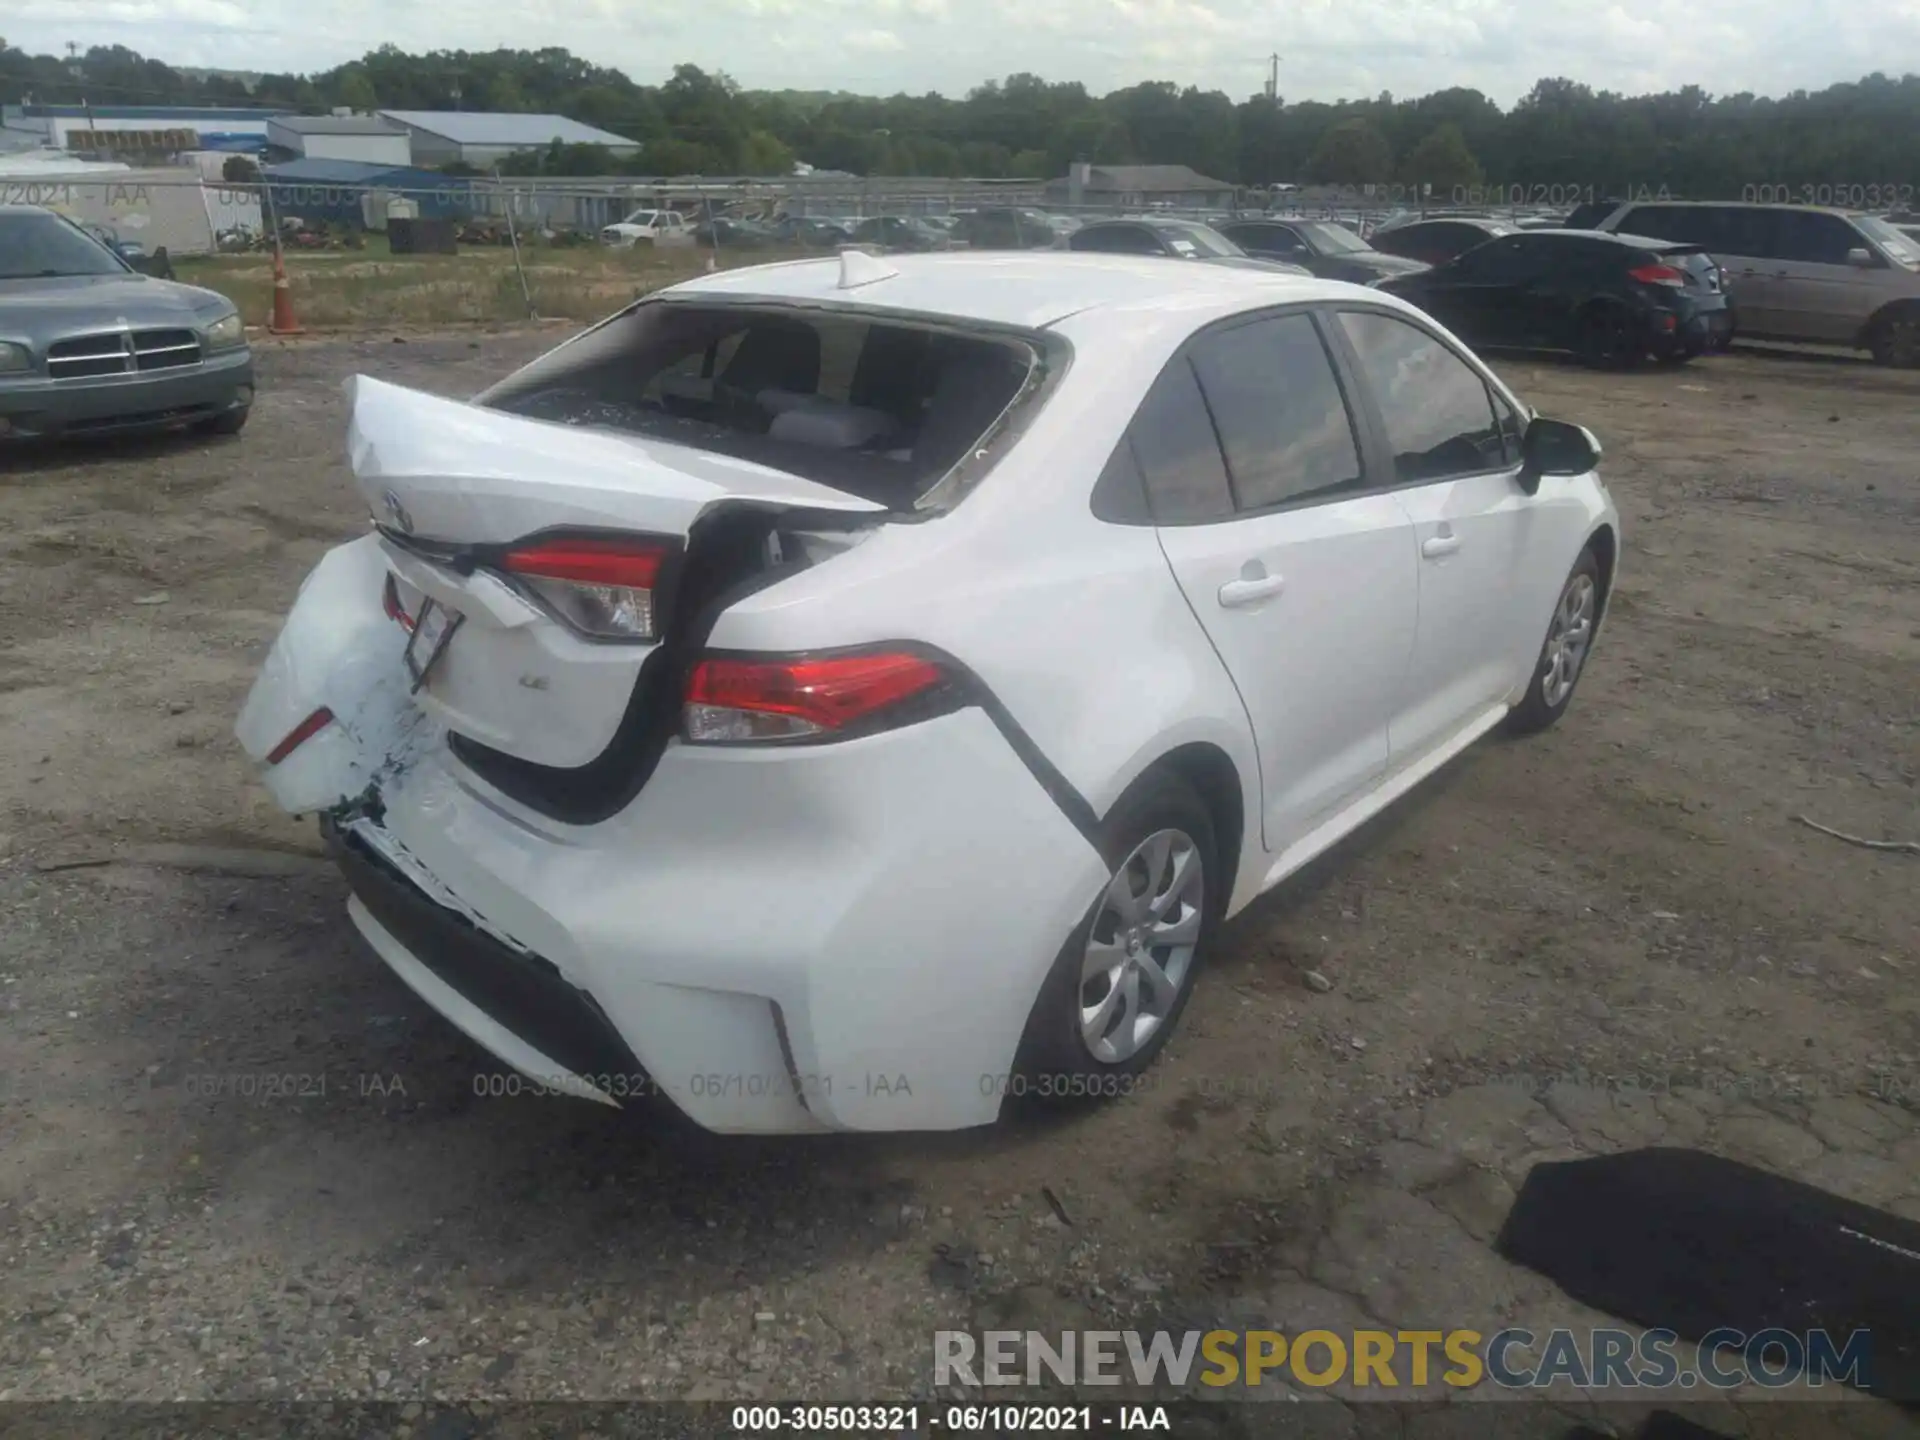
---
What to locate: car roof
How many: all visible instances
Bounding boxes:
[1607,200,1879,218]
[664,251,1350,331]
[1398,216,1508,230]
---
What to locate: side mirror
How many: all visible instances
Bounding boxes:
[1846,246,1876,269]
[1518,416,1601,494]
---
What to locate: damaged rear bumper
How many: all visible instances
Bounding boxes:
[348,708,1105,1134]
[238,536,1107,1135]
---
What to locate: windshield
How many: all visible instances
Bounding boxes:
[622,210,659,226]
[1158,223,1242,258]
[1297,220,1369,254]
[0,212,129,279]
[1855,216,1919,267]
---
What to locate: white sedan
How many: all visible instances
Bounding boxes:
[236,250,1618,1134]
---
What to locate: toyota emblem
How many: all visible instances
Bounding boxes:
[383,489,414,534]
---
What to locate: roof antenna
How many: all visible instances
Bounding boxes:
[837,247,899,290]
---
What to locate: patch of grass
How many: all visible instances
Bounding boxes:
[173,240,814,330]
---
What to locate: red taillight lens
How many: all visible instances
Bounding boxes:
[500,538,665,589]
[683,651,952,743]
[497,536,670,641]
[266,706,335,765]
[382,572,415,632]
[1629,263,1685,287]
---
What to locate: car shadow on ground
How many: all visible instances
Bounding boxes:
[1,428,239,476]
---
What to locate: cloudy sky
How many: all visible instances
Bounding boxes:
[9,0,1918,105]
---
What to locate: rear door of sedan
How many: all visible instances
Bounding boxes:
[1137,310,1421,854]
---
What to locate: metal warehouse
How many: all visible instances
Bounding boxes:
[376,110,642,168]
[265,114,414,168]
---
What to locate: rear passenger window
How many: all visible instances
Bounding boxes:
[1337,311,1507,482]
[1188,315,1362,510]
[1717,207,1777,259]
[1624,206,1709,247]
[1128,358,1235,523]
[1773,211,1861,265]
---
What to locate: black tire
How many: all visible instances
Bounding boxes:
[199,406,250,437]
[1508,548,1603,735]
[1575,303,1644,370]
[1868,307,1920,368]
[1011,769,1220,1102]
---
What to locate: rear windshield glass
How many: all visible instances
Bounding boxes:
[478,301,1040,512]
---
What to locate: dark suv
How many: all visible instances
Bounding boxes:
[1582,202,1920,366]
[1213,218,1428,283]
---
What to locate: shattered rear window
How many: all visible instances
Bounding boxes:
[478,302,1044,513]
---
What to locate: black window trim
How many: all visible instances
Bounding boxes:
[1322,303,1531,492]
[1091,300,1386,528]
[1089,300,1536,530]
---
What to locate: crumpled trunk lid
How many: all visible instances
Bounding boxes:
[338,375,881,772]
[235,377,884,808]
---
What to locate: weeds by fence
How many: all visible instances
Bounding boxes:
[174,234,738,328]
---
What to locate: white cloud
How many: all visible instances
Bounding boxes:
[844,27,907,52]
[9,0,1912,106]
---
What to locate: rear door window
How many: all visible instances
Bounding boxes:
[1450,235,1550,280]
[1336,310,1508,483]
[1126,358,1235,523]
[1716,207,1778,260]
[1188,314,1364,511]
[1622,205,1718,248]
[1772,211,1861,265]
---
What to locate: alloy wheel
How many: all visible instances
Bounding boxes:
[1541,572,1597,708]
[1079,829,1205,1063]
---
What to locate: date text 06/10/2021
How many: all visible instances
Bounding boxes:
[728,1405,1171,1432]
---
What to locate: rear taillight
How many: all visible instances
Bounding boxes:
[266,707,335,765]
[498,536,671,642]
[1629,263,1685,287]
[683,651,954,743]
[382,572,415,632]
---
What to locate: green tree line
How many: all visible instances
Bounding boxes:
[4,40,1918,196]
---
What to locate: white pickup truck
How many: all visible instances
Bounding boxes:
[600,209,691,248]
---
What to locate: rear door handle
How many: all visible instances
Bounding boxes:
[1421,534,1462,560]
[1218,574,1287,607]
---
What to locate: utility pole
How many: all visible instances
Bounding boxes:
[1266,53,1280,105]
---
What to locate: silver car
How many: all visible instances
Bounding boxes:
[0,204,255,441]
[1585,201,1920,366]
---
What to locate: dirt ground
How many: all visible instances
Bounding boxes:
[1,326,1916,1435]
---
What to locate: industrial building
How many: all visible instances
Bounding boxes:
[1044,162,1238,212]
[377,110,642,168]
[0,104,284,155]
[265,114,413,167]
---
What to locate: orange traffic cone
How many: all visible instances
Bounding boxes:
[267,249,304,336]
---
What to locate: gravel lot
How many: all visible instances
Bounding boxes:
[1,326,1916,1436]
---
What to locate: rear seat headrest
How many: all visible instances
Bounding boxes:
[767,396,901,450]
